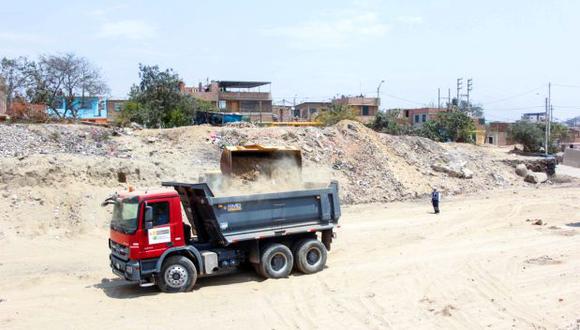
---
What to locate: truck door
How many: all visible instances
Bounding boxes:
[141,199,175,258]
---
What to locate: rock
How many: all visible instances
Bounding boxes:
[515,164,528,177]
[525,172,548,184]
[461,168,474,179]
[146,137,157,144]
[130,122,143,130]
[532,219,544,225]
[431,163,473,179]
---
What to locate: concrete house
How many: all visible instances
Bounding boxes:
[181,80,273,122]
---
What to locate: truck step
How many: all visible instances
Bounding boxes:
[139,280,156,288]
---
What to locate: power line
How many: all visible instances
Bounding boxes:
[486,105,545,111]
[552,83,580,89]
[484,85,544,105]
[381,93,424,106]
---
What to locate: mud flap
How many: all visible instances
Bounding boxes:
[321,229,333,251]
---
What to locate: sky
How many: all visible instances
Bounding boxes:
[1,0,579,122]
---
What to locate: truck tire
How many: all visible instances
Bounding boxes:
[295,239,327,274]
[158,255,197,293]
[258,243,293,279]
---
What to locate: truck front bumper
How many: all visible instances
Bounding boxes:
[110,254,141,282]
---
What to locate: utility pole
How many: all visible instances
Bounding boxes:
[466,78,473,111]
[293,95,297,120]
[545,97,549,156]
[456,78,463,105]
[448,88,451,110]
[377,80,385,110]
[547,82,552,153]
[437,88,441,109]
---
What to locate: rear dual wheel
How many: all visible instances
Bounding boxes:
[255,239,328,279]
[257,243,294,278]
[294,239,327,274]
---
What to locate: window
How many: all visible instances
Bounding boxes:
[404,110,409,118]
[148,202,170,227]
[422,114,427,122]
[218,100,226,110]
[114,103,122,112]
[414,115,420,123]
[362,106,369,116]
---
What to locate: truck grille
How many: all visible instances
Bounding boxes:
[109,240,129,260]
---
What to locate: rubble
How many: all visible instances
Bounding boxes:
[524,172,548,184]
[0,124,116,158]
[515,164,528,177]
[0,120,564,204]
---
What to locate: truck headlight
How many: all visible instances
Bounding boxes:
[126,266,133,274]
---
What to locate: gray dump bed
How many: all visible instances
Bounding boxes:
[162,181,341,246]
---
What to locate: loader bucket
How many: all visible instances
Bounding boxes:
[220,145,302,179]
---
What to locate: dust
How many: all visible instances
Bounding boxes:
[207,156,334,196]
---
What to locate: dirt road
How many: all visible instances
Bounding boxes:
[1,186,579,329]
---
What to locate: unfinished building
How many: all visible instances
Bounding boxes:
[181,80,273,122]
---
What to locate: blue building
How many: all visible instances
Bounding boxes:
[48,96,108,121]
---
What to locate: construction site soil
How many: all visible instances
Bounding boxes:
[1,121,579,329]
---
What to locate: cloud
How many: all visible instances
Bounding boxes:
[396,16,424,25]
[264,11,389,49]
[97,20,157,40]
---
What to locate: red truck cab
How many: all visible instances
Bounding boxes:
[108,190,189,287]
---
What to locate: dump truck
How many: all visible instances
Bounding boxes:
[105,181,341,292]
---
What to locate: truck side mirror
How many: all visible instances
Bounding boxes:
[144,206,153,230]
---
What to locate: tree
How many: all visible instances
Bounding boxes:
[315,103,359,126]
[369,109,412,135]
[126,64,217,127]
[0,56,33,109]
[35,53,108,119]
[509,121,545,152]
[419,111,476,142]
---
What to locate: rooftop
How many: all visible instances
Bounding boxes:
[217,81,270,89]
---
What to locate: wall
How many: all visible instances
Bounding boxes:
[106,100,127,123]
[563,148,580,168]
[48,97,107,119]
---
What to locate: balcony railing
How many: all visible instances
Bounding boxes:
[219,91,271,101]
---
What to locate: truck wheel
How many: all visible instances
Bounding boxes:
[295,239,327,274]
[158,255,197,293]
[259,243,293,279]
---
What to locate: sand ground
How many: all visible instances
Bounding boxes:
[0,186,579,330]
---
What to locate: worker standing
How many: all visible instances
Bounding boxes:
[431,188,441,214]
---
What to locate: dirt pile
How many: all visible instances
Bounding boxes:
[217,121,531,203]
[0,121,555,204]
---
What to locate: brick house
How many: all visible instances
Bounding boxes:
[486,122,513,146]
[181,80,273,122]
[295,95,380,123]
[333,96,379,123]
[400,107,448,127]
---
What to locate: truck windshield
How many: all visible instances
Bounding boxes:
[110,196,139,234]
